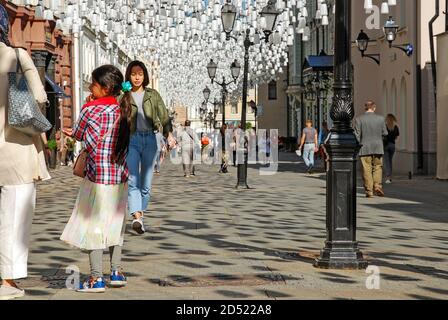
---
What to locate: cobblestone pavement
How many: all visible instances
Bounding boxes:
[14,152,448,300]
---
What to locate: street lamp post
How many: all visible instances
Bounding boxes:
[221,0,279,189]
[314,0,368,270]
[206,59,241,173]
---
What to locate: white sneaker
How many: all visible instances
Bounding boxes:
[132,216,145,235]
[0,285,25,300]
[385,179,392,184]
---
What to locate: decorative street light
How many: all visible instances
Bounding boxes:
[355,30,381,65]
[221,0,280,189]
[202,98,220,130]
[314,0,368,270]
[356,16,414,66]
[203,86,211,102]
[206,59,241,174]
[383,16,399,45]
[383,17,414,56]
[221,1,237,40]
[230,60,242,81]
[260,0,280,41]
[207,59,218,82]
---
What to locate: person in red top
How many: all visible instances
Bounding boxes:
[60,65,131,293]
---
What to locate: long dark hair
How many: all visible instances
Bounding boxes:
[116,60,150,160]
[91,65,130,163]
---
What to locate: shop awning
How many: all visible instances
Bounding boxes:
[45,74,70,99]
[303,51,334,73]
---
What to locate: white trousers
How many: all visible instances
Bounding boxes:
[0,183,36,280]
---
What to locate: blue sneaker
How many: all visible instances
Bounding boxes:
[109,271,127,287]
[77,277,106,293]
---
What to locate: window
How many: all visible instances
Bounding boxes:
[231,101,238,114]
[268,80,277,100]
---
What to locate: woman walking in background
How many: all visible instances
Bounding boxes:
[384,114,400,184]
[61,65,130,293]
[120,61,175,235]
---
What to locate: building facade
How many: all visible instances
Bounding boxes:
[259,0,336,141]
[352,0,447,176]
[258,0,447,177]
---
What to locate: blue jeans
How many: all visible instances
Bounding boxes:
[303,143,315,168]
[383,142,395,178]
[127,132,157,216]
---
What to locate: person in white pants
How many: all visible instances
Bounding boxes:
[0,5,51,300]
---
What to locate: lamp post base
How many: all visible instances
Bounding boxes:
[235,163,250,189]
[314,241,368,270]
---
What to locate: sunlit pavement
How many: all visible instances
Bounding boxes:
[16,152,448,300]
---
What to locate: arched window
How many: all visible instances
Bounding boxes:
[382,81,388,114]
[400,77,407,149]
[391,79,397,116]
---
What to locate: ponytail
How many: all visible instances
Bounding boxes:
[113,92,132,163]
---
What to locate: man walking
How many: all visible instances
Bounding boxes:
[354,101,388,198]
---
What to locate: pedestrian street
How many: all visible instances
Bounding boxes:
[16,152,448,300]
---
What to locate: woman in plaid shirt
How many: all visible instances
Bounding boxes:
[61,65,131,293]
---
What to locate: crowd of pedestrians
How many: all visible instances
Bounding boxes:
[296,100,400,198]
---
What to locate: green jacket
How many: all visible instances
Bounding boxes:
[119,88,172,136]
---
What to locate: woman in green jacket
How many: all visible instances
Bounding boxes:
[120,61,175,234]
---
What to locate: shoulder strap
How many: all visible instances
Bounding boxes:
[15,49,23,73]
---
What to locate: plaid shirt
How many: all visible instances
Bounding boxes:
[73,97,129,185]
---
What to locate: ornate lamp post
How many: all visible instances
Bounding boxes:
[314,0,368,270]
[206,58,241,174]
[221,0,280,189]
